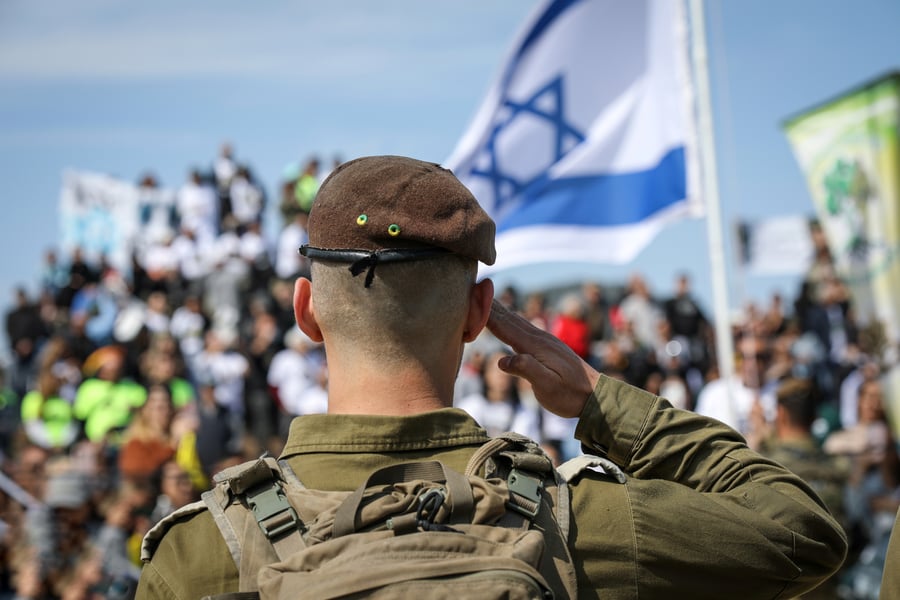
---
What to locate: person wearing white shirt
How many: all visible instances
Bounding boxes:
[267,328,327,436]
[176,170,219,245]
[275,213,309,280]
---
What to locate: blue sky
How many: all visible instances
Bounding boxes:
[1,0,899,337]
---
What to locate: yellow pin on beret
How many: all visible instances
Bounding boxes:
[300,155,496,286]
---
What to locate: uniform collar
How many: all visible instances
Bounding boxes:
[280,408,489,457]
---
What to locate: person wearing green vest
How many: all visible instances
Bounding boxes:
[138,156,847,599]
[74,345,147,443]
[293,157,320,214]
[21,371,78,449]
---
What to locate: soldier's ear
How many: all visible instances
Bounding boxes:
[294,277,324,343]
[463,278,494,343]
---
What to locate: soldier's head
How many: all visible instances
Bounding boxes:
[775,377,818,432]
[294,156,496,370]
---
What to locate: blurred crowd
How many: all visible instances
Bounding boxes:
[0,145,896,598]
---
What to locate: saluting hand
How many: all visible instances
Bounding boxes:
[486,300,600,418]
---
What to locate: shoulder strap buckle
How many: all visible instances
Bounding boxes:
[506,468,543,519]
[245,481,302,541]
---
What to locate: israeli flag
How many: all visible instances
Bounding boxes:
[445,0,702,270]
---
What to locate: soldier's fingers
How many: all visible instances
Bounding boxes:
[487,300,561,354]
[496,351,554,384]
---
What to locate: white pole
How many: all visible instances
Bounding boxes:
[688,0,737,417]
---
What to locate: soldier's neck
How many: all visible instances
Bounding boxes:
[326,360,455,416]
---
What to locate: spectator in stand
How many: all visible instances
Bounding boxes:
[141,290,172,336]
[176,169,219,246]
[149,460,201,526]
[270,279,298,336]
[193,378,241,477]
[241,306,282,455]
[136,232,181,298]
[73,345,147,444]
[694,333,776,446]
[455,349,541,441]
[20,373,73,452]
[618,273,662,350]
[136,173,178,254]
[17,459,103,598]
[278,166,303,224]
[758,378,850,599]
[581,281,610,347]
[118,384,203,491]
[551,293,591,360]
[267,327,327,436]
[274,211,310,281]
[213,143,237,196]
[521,292,549,331]
[212,143,237,229]
[293,156,321,214]
[240,220,274,293]
[453,335,493,404]
[139,335,195,409]
[117,385,178,481]
[56,247,100,311]
[761,292,788,337]
[69,275,121,348]
[5,287,47,397]
[170,224,215,296]
[169,293,209,375]
[40,249,69,302]
[824,378,899,545]
[662,273,711,375]
[203,227,250,332]
[0,367,20,458]
[228,165,265,231]
[840,359,881,430]
[805,275,858,404]
[192,328,249,451]
[496,285,519,312]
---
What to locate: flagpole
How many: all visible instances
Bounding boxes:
[688,0,737,412]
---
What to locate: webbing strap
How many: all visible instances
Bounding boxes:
[557,454,627,484]
[332,461,474,538]
[201,490,243,569]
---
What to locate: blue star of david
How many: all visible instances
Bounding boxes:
[469,75,585,212]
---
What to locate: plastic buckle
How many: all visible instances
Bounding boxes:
[507,468,543,519]
[246,483,301,540]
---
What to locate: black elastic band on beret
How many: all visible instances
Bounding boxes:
[299,246,452,288]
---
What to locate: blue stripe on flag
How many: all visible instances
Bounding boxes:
[511,0,581,67]
[497,146,686,231]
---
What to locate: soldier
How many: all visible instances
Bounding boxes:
[759,377,851,598]
[137,156,847,599]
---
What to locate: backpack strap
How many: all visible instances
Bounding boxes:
[558,453,627,484]
[466,432,578,600]
[333,461,474,537]
[202,456,307,592]
[465,432,560,531]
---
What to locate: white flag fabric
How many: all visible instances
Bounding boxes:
[737,216,814,276]
[445,0,701,271]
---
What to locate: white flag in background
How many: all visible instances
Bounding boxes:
[445,0,701,270]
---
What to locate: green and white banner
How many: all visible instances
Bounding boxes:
[784,72,900,427]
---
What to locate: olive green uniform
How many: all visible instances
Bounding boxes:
[759,436,852,598]
[883,519,899,599]
[137,376,847,599]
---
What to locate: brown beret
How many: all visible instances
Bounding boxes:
[301,156,495,285]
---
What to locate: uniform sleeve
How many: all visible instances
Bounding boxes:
[882,515,900,600]
[570,375,848,599]
[136,511,239,600]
